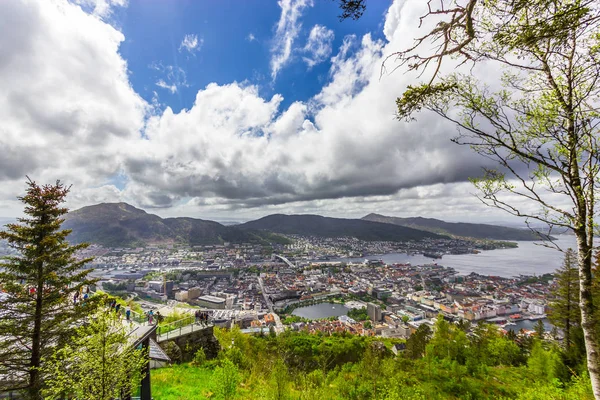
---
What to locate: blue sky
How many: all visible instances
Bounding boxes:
[0,0,536,224]
[113,0,391,114]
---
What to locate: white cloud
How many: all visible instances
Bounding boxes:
[270,0,313,80]
[73,0,127,19]
[247,33,257,42]
[0,0,564,226]
[156,80,177,94]
[302,25,334,68]
[0,0,145,215]
[179,33,203,54]
[150,62,188,93]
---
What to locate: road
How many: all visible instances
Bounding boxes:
[258,276,284,334]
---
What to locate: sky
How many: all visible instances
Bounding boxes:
[0,0,564,225]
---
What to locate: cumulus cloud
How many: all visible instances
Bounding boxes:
[270,0,313,80]
[0,0,145,215]
[0,0,562,225]
[247,33,257,42]
[179,33,203,54]
[302,25,334,68]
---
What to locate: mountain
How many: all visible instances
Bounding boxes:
[62,203,289,247]
[362,213,550,241]
[237,214,446,241]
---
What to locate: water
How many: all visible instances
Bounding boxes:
[506,318,553,333]
[333,235,581,278]
[291,302,349,319]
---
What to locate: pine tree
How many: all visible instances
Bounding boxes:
[0,179,97,398]
[548,249,580,351]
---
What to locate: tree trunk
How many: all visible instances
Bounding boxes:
[29,268,44,400]
[575,230,600,398]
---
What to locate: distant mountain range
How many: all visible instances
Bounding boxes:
[46,203,551,247]
[237,214,445,242]
[362,213,550,241]
[62,203,289,247]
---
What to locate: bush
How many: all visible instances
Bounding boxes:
[193,348,206,367]
[211,358,240,400]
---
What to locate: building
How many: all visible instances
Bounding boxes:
[175,290,189,302]
[367,302,382,322]
[148,280,163,292]
[196,295,227,309]
[372,287,392,300]
[187,287,202,300]
[165,280,174,297]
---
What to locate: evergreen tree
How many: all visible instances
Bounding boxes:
[406,324,431,360]
[534,320,546,340]
[548,249,580,351]
[41,310,147,400]
[0,180,97,398]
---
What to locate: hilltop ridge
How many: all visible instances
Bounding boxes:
[237,213,446,241]
[362,213,551,241]
[62,203,288,247]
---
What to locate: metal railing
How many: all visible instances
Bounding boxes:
[156,316,213,341]
[117,307,146,324]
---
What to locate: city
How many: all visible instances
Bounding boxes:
[80,235,556,340]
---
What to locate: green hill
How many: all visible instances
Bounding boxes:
[362,213,552,241]
[62,203,290,247]
[237,214,446,242]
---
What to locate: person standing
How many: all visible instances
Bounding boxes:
[125,307,131,322]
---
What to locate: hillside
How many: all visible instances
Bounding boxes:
[62,203,289,247]
[362,213,550,241]
[237,214,446,241]
[150,324,593,400]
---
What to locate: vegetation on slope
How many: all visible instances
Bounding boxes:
[238,214,447,242]
[62,202,291,247]
[152,318,594,400]
[362,214,551,241]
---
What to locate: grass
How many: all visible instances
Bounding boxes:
[152,364,214,399]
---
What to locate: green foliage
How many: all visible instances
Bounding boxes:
[406,324,431,359]
[528,341,563,382]
[0,180,98,396]
[41,310,147,400]
[282,315,310,325]
[269,358,290,400]
[548,249,581,356]
[193,348,207,367]
[102,281,127,292]
[152,364,214,399]
[347,307,368,321]
[152,324,596,399]
[212,358,240,400]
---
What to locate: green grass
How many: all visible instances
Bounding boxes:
[152,364,214,399]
